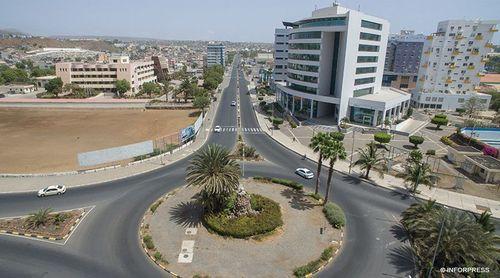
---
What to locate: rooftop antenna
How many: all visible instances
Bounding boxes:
[333,1,339,6]
[358,4,361,11]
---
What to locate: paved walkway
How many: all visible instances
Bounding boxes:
[249,87,500,218]
[0,71,231,193]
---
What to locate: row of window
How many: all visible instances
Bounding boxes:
[354,77,375,85]
[360,32,381,41]
[355,67,377,74]
[288,53,320,61]
[298,17,346,28]
[288,73,318,83]
[72,81,115,85]
[71,75,117,78]
[361,20,382,30]
[353,87,374,97]
[357,56,378,63]
[289,83,317,94]
[290,31,322,40]
[289,43,321,50]
[288,63,319,73]
[359,44,380,52]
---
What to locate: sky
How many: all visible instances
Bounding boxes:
[0,0,499,43]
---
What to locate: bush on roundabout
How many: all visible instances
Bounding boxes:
[323,202,345,229]
[203,194,283,238]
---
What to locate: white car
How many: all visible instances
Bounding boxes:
[38,185,66,197]
[231,101,237,106]
[295,168,314,179]
[214,125,222,133]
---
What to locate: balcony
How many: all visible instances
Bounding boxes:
[486,42,494,48]
[467,65,475,70]
[452,50,460,55]
[475,34,484,40]
[490,27,498,32]
[424,50,431,55]
[426,35,433,40]
[449,64,457,69]
[477,72,485,77]
[464,79,471,84]
[471,50,480,55]
[445,78,453,84]
[481,58,490,63]
[455,34,464,40]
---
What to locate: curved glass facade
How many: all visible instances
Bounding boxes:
[290,31,322,40]
[288,63,319,73]
[288,72,318,83]
[289,83,317,94]
[298,17,346,28]
[289,43,321,50]
[288,53,320,61]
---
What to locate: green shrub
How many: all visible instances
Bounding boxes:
[431,116,448,129]
[293,246,335,277]
[323,202,345,228]
[435,114,447,119]
[290,122,298,128]
[203,194,283,238]
[271,117,284,128]
[374,132,391,144]
[320,246,334,261]
[154,251,163,261]
[150,200,163,213]
[440,136,453,146]
[143,235,155,250]
[307,193,322,201]
[253,176,304,190]
[409,135,425,148]
[330,131,345,141]
[426,149,436,155]
[456,108,466,113]
[259,100,266,107]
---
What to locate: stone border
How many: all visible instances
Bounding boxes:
[0,207,88,241]
[309,229,345,276]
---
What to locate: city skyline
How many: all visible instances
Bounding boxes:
[0,0,499,43]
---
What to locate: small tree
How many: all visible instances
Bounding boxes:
[374,132,391,145]
[26,208,53,229]
[330,131,345,141]
[141,82,161,98]
[462,96,485,118]
[408,135,424,149]
[44,77,63,97]
[431,115,448,129]
[271,117,284,129]
[115,79,131,98]
[193,94,210,116]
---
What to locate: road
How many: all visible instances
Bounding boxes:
[0,57,415,278]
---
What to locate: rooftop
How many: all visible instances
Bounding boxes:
[355,87,410,102]
[466,155,500,171]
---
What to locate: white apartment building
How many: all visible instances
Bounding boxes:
[206,43,225,67]
[411,20,498,110]
[272,28,290,83]
[275,3,410,127]
[56,55,157,95]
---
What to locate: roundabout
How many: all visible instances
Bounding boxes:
[143,179,342,277]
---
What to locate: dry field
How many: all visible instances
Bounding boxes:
[0,108,198,173]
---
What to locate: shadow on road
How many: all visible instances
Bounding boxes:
[280,188,316,210]
[169,199,203,228]
[390,223,409,242]
[387,245,418,276]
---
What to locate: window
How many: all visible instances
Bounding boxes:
[288,63,319,73]
[289,83,316,94]
[361,20,382,30]
[287,72,318,83]
[360,32,381,41]
[356,67,377,74]
[357,56,378,63]
[290,31,321,40]
[353,87,373,97]
[298,17,346,28]
[288,53,320,61]
[354,77,375,85]
[358,44,379,52]
[288,43,321,50]
[458,98,464,103]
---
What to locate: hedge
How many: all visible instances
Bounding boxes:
[253,176,304,190]
[203,194,283,238]
[440,136,453,146]
[374,132,391,144]
[293,246,335,277]
[426,149,436,155]
[323,202,345,229]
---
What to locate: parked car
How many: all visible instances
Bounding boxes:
[231,101,237,106]
[214,125,222,133]
[295,168,314,179]
[37,185,66,197]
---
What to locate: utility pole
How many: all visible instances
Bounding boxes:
[349,128,356,174]
[427,217,445,278]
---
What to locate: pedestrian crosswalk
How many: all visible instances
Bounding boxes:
[206,126,263,134]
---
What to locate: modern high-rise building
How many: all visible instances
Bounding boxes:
[272,28,290,83]
[56,55,157,95]
[274,3,411,126]
[411,20,498,110]
[206,43,225,67]
[383,31,426,90]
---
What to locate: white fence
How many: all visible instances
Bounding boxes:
[77,141,154,167]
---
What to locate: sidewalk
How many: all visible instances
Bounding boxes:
[0,69,232,193]
[249,88,500,218]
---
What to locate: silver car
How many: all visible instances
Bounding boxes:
[295,168,314,179]
[37,185,66,197]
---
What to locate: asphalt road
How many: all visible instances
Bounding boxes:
[0,57,415,278]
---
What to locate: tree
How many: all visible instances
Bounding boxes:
[271,117,284,129]
[430,115,448,130]
[462,96,485,118]
[115,79,131,98]
[354,142,387,179]
[323,139,347,204]
[63,83,81,95]
[402,159,434,193]
[374,132,391,145]
[474,211,495,233]
[193,93,210,116]
[26,208,52,229]
[330,131,345,141]
[44,77,63,97]
[186,144,241,212]
[0,68,29,84]
[141,82,161,98]
[407,150,423,165]
[408,135,424,149]
[309,132,329,195]
[180,77,194,102]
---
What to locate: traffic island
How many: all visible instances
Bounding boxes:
[0,207,88,241]
[143,179,343,277]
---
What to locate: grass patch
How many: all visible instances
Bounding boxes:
[323,202,346,229]
[203,194,283,238]
[143,235,155,250]
[307,192,322,201]
[293,246,335,277]
[150,199,163,213]
[253,176,303,191]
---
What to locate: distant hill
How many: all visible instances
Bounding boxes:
[0,37,121,52]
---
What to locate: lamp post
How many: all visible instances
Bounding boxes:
[348,127,358,174]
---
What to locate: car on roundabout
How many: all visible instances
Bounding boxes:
[37,185,67,197]
[295,168,314,179]
[214,125,222,133]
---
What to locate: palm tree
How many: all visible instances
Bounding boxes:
[354,142,386,179]
[186,144,240,212]
[474,211,495,233]
[402,160,434,193]
[26,208,52,229]
[309,132,329,195]
[322,139,347,204]
[401,200,441,234]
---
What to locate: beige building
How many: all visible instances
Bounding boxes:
[56,55,157,95]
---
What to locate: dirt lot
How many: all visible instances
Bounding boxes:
[0,108,198,173]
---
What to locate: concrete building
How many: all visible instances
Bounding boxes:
[0,84,36,94]
[272,28,290,83]
[151,55,169,82]
[383,31,425,90]
[411,20,498,110]
[55,55,157,95]
[206,43,225,67]
[274,3,410,127]
[34,75,57,89]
